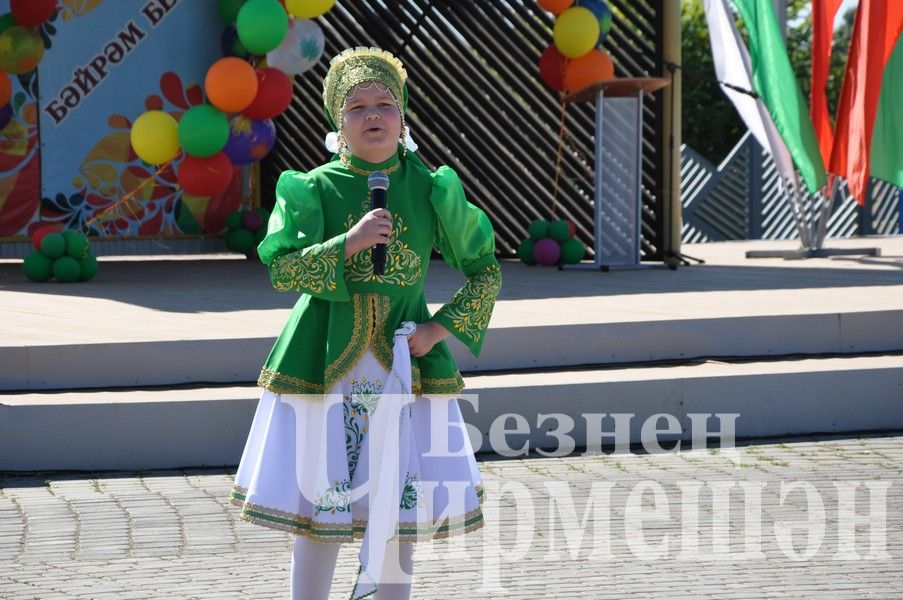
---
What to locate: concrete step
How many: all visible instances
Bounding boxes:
[3,353,901,471]
[4,307,903,392]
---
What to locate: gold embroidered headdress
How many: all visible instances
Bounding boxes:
[322,46,408,131]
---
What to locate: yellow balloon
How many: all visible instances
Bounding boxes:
[553,7,600,59]
[130,110,180,165]
[285,0,335,19]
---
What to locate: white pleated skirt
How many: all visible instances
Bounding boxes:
[228,348,485,544]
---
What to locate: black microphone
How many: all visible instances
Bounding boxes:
[368,171,390,275]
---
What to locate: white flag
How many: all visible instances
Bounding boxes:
[703,0,798,185]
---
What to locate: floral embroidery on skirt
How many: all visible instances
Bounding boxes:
[229,348,485,544]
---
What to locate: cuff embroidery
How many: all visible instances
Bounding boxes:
[270,238,342,294]
[434,262,502,345]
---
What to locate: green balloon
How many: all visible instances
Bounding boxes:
[560,237,586,264]
[236,0,288,55]
[226,211,243,232]
[549,219,572,243]
[52,256,82,283]
[23,251,53,282]
[179,104,230,158]
[79,254,99,282]
[40,232,66,258]
[218,0,248,23]
[237,230,256,253]
[517,238,537,265]
[0,26,45,74]
[527,220,550,240]
[63,230,91,259]
[225,229,239,250]
[0,13,16,36]
[228,228,256,253]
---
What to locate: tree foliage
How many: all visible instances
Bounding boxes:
[681,0,855,163]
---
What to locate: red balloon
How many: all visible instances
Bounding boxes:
[11,0,56,26]
[242,68,293,120]
[178,153,234,197]
[539,44,568,92]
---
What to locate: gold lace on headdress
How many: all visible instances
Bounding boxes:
[323,46,408,128]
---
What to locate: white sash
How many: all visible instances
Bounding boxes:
[349,320,417,599]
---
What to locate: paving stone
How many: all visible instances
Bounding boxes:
[0,433,901,598]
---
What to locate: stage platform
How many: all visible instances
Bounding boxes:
[2,236,903,470]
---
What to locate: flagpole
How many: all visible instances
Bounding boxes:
[814,174,838,249]
[787,178,807,249]
[802,179,814,249]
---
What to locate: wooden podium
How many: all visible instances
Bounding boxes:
[560,77,669,271]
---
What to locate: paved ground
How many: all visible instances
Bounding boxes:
[2,432,902,599]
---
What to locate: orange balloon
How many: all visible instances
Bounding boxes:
[205,57,259,114]
[538,0,574,15]
[0,72,10,107]
[563,49,614,92]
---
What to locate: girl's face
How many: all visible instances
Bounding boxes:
[341,81,402,163]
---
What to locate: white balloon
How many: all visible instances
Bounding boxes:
[267,18,325,76]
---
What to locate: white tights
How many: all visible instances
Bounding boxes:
[290,534,415,600]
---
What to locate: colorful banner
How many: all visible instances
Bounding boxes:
[731,0,827,194]
[810,0,843,166]
[703,0,796,186]
[0,0,242,240]
[830,1,903,205]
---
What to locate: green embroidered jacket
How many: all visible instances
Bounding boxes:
[256,147,502,398]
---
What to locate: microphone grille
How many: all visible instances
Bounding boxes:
[368,171,390,190]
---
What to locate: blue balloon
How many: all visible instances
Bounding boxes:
[575,0,613,44]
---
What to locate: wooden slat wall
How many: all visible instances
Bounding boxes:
[262,0,665,260]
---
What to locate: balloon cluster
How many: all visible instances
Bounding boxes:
[129,0,332,198]
[224,207,271,258]
[538,0,614,93]
[23,226,99,283]
[0,0,56,125]
[518,219,586,266]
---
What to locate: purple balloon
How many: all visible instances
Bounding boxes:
[224,116,276,166]
[533,237,561,266]
[241,210,264,231]
[0,103,13,131]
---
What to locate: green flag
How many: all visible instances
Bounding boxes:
[731,0,827,192]
[871,34,903,189]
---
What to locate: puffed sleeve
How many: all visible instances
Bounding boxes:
[256,170,351,302]
[428,165,502,358]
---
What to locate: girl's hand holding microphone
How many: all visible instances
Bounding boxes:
[344,208,392,260]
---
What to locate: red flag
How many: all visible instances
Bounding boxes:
[811,0,842,165]
[829,1,903,205]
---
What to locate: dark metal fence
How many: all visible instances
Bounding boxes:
[262,0,666,260]
[682,133,901,242]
